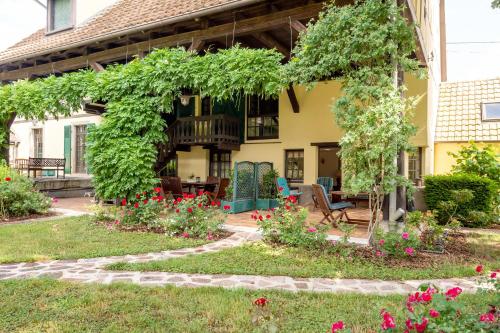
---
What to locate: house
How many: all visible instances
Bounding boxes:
[2,0,445,198]
[434,78,500,174]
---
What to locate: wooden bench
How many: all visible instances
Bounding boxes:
[26,158,66,179]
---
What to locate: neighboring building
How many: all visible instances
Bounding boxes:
[434,78,500,174]
[1,0,445,189]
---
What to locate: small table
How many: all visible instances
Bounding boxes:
[331,190,370,207]
[181,181,217,193]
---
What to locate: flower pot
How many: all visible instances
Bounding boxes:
[256,198,279,210]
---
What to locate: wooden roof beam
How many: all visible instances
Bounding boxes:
[252,32,290,58]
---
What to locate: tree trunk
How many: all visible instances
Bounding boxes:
[1,112,16,163]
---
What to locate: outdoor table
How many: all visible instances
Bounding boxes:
[181,181,217,193]
[331,190,370,207]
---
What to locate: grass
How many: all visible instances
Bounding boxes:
[0,279,496,332]
[0,216,208,264]
[108,233,500,280]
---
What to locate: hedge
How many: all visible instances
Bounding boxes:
[424,173,497,225]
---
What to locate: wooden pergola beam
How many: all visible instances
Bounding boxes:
[0,3,323,81]
[89,62,104,72]
[188,38,205,52]
[286,86,300,113]
[290,20,306,33]
[252,33,290,58]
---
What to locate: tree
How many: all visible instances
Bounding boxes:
[492,0,500,9]
[449,142,500,183]
[286,0,422,237]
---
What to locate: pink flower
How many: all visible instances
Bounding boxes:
[475,265,483,273]
[414,317,428,333]
[207,233,213,240]
[376,250,383,257]
[52,197,59,203]
[491,272,497,279]
[445,287,462,300]
[479,312,495,322]
[429,309,440,318]
[182,232,189,238]
[114,220,120,225]
[307,227,317,233]
[379,239,385,246]
[381,311,396,330]
[405,247,415,256]
[402,232,409,240]
[331,321,344,333]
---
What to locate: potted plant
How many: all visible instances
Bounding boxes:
[256,169,279,210]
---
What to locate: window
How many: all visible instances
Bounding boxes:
[285,150,304,183]
[482,103,500,121]
[408,148,423,184]
[48,0,74,32]
[33,128,43,158]
[74,125,87,173]
[163,156,178,177]
[210,150,231,179]
[247,95,279,140]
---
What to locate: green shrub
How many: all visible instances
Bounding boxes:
[424,174,497,227]
[449,142,500,183]
[0,163,51,218]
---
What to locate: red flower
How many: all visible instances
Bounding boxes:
[211,201,217,207]
[491,272,497,278]
[285,205,291,210]
[114,220,120,225]
[331,321,344,333]
[421,291,432,302]
[187,207,193,213]
[405,319,413,330]
[121,198,127,206]
[136,194,141,199]
[182,232,190,238]
[379,239,385,246]
[216,201,221,207]
[198,203,203,208]
[475,264,483,273]
[445,287,462,300]
[198,190,204,196]
[429,309,440,318]
[253,297,268,307]
[266,214,271,219]
[154,187,161,193]
[278,186,283,192]
[175,208,180,213]
[223,205,231,211]
[4,177,11,182]
[414,318,428,333]
[258,215,263,221]
[143,199,148,204]
[288,195,297,203]
[157,195,163,201]
[134,202,139,209]
[381,311,396,330]
[376,250,382,257]
[479,312,495,322]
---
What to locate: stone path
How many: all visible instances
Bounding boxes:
[0,231,481,295]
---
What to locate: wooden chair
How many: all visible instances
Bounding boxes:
[311,184,353,226]
[203,176,219,193]
[207,178,229,201]
[161,176,185,199]
[313,177,334,208]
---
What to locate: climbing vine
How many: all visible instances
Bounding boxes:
[286,0,423,228]
[0,46,285,200]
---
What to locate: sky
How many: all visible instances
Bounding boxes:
[0,0,499,82]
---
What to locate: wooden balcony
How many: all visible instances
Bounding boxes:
[167,114,240,151]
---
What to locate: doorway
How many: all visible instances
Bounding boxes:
[318,145,341,190]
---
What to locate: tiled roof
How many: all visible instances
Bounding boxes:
[0,0,250,64]
[435,78,500,142]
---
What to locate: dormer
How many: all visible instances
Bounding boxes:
[46,0,75,34]
[46,0,119,34]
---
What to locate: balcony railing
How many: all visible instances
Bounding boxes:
[167,114,240,151]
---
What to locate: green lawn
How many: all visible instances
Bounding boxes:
[0,217,208,264]
[108,234,500,280]
[0,279,495,333]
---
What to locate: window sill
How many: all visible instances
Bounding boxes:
[46,25,74,36]
[244,139,281,144]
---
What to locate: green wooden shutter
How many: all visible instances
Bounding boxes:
[64,125,71,174]
[85,124,95,174]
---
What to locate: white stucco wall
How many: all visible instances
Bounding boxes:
[10,112,102,176]
[76,0,119,26]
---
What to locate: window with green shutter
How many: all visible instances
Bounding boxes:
[64,125,71,174]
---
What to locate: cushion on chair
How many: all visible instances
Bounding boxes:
[329,201,354,211]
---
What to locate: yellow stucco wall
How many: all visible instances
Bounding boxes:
[434,142,500,175]
[178,77,430,185]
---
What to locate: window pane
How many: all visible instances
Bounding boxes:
[52,0,72,30]
[484,103,500,120]
[285,150,304,182]
[247,95,279,140]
